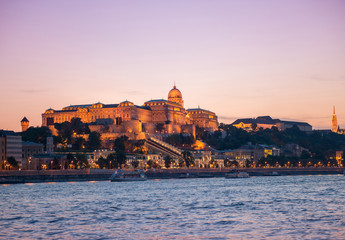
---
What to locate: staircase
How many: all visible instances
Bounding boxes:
[146,136,182,158]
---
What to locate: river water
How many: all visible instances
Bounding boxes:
[1,175,345,239]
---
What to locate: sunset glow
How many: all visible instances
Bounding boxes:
[1,0,344,131]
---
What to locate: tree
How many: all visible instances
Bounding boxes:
[116,151,126,168]
[87,131,101,150]
[147,160,154,168]
[178,158,185,168]
[75,154,89,169]
[106,154,116,169]
[54,121,73,144]
[131,160,140,169]
[245,159,253,168]
[97,156,108,169]
[50,157,61,169]
[72,137,86,150]
[70,118,90,134]
[230,160,239,168]
[147,159,159,169]
[21,126,52,145]
[7,156,18,169]
[66,153,75,169]
[113,136,127,152]
[164,155,173,168]
[182,151,195,168]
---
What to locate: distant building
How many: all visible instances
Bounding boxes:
[232,116,312,132]
[0,130,23,169]
[335,151,343,166]
[22,141,44,169]
[332,106,337,133]
[331,106,345,135]
[28,153,67,170]
[281,143,309,158]
[0,135,6,170]
[21,117,30,132]
[46,136,54,153]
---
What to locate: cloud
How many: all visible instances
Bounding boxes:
[121,90,147,96]
[218,115,237,123]
[19,88,49,94]
[310,74,345,83]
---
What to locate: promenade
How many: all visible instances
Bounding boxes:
[0,167,344,184]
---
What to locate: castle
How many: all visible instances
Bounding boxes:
[42,85,218,140]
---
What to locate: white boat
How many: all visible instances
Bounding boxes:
[109,169,147,182]
[225,170,250,178]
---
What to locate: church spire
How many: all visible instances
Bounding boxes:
[332,106,338,133]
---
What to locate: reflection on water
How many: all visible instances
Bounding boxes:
[1,175,345,239]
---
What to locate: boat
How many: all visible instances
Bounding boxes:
[109,169,147,182]
[225,170,250,178]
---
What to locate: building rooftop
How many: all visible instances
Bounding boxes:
[232,116,311,127]
[21,117,29,122]
[0,130,18,137]
[22,141,44,147]
[187,108,214,114]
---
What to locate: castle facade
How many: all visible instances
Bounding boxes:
[42,86,218,139]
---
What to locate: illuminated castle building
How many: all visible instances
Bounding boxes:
[42,85,218,139]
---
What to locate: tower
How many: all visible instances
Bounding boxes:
[21,117,29,132]
[168,84,184,107]
[332,106,337,133]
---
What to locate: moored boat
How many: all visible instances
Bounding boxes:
[225,170,250,178]
[109,169,147,182]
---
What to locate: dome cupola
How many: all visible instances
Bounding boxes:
[168,84,184,107]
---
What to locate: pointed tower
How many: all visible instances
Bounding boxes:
[21,117,29,132]
[332,106,338,133]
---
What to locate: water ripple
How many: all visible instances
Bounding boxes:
[1,175,345,239]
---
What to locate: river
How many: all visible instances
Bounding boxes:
[1,175,345,239]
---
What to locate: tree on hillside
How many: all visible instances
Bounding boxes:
[72,137,86,150]
[87,131,101,150]
[21,126,52,145]
[54,122,73,144]
[70,118,90,134]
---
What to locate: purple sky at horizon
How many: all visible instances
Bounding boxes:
[1,0,345,131]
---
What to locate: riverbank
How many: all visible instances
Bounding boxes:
[0,167,344,184]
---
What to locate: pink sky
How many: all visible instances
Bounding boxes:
[1,0,345,131]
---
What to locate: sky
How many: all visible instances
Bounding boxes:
[1,0,345,131]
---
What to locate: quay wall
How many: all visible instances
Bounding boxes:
[0,167,344,184]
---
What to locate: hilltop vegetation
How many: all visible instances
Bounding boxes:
[200,124,345,161]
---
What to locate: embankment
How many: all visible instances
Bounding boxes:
[0,167,344,184]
